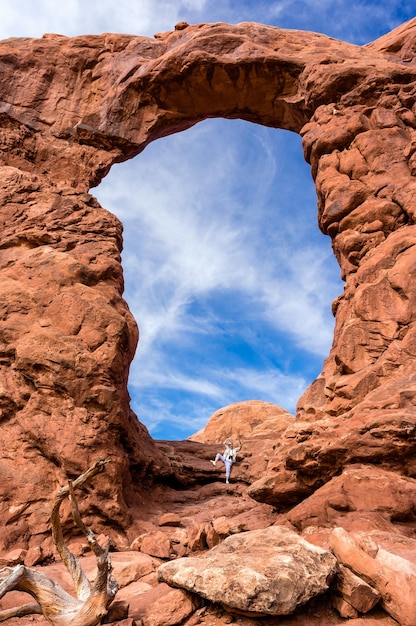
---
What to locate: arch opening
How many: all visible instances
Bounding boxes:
[96,118,343,440]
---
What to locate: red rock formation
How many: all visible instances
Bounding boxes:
[1,17,416,563]
[189,400,295,444]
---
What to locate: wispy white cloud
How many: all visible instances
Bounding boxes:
[99,120,340,359]
[97,118,342,437]
[136,395,211,439]
[131,365,224,399]
[128,359,307,438]
[1,0,407,45]
[0,0,209,39]
[216,366,307,407]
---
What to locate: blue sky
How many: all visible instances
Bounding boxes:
[1,1,414,440]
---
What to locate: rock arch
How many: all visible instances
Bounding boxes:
[1,19,416,546]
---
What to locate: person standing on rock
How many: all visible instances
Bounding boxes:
[210,438,241,484]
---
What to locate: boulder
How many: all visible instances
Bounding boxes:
[159,514,181,527]
[103,600,129,623]
[331,594,359,619]
[110,552,156,589]
[0,549,26,567]
[130,531,172,559]
[24,546,44,567]
[158,526,337,616]
[330,527,416,626]
[189,400,294,443]
[115,579,153,603]
[124,583,202,626]
[332,564,380,613]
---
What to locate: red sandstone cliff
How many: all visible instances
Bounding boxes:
[0,20,416,623]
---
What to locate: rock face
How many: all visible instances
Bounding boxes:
[1,16,416,567]
[285,464,416,534]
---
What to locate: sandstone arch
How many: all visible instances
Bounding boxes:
[1,18,416,546]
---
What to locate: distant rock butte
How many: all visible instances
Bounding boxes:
[1,16,416,625]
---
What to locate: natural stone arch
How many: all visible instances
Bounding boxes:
[1,18,416,546]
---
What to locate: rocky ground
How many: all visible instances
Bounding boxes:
[1,402,415,625]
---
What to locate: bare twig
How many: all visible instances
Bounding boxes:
[0,458,117,626]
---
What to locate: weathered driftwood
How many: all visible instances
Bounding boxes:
[0,458,118,625]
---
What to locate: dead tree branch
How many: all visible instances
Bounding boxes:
[0,458,118,625]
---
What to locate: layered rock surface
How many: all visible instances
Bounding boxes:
[0,447,414,625]
[0,15,416,625]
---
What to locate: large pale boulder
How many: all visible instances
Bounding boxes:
[158,526,337,616]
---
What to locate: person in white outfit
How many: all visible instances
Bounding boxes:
[210,438,241,484]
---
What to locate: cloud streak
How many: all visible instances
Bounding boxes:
[0,0,209,39]
[97,119,342,437]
